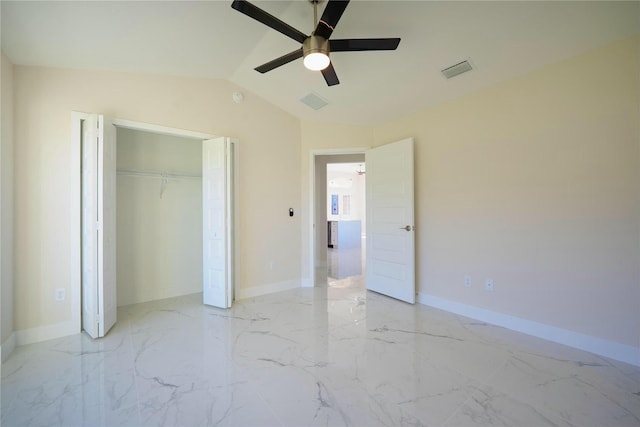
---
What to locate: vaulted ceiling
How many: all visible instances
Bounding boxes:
[2,1,638,125]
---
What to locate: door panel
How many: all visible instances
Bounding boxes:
[365,138,415,304]
[81,114,117,338]
[82,115,99,338]
[203,138,233,308]
[98,115,117,336]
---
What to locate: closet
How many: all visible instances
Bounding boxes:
[116,128,203,306]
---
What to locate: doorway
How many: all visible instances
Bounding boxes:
[311,152,365,285]
[326,162,366,281]
[310,139,416,303]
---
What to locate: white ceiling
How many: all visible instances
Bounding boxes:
[2,1,638,125]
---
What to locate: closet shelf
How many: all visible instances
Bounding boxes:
[116,168,201,180]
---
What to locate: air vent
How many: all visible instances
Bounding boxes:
[441,60,473,79]
[300,92,329,110]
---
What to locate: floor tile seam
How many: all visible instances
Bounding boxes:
[439,354,512,427]
[232,360,287,427]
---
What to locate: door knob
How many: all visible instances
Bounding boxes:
[400,225,414,231]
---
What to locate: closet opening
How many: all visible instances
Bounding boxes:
[116,128,203,306]
[72,113,237,338]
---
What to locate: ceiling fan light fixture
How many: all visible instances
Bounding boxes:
[303,36,330,71]
[304,52,330,71]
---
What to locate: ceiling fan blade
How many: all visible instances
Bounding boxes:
[330,38,401,52]
[321,62,340,86]
[231,0,307,44]
[255,49,304,73]
[314,0,350,40]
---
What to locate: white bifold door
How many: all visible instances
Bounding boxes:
[202,137,235,308]
[81,122,235,338]
[365,138,416,304]
[81,114,117,338]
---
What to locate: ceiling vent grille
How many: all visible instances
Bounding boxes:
[300,92,329,110]
[441,60,473,79]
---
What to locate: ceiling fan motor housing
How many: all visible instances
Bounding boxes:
[303,35,330,57]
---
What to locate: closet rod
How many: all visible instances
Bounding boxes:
[116,168,201,180]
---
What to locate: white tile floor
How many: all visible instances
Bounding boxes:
[2,274,640,426]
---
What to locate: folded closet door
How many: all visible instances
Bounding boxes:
[203,138,232,308]
[98,115,117,336]
[81,114,117,338]
[82,114,99,338]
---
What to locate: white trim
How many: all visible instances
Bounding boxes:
[112,119,216,140]
[231,139,240,303]
[235,280,300,300]
[417,292,640,367]
[15,320,78,347]
[1,332,16,362]
[308,148,368,287]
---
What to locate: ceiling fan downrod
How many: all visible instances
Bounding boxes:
[312,0,318,31]
[304,0,330,71]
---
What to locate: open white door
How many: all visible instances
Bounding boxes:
[203,137,234,308]
[81,114,117,338]
[365,138,415,304]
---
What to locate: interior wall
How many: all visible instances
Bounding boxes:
[116,128,202,306]
[372,36,640,350]
[13,66,301,332]
[1,51,15,352]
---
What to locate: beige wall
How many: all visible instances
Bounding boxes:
[116,128,203,306]
[13,66,301,331]
[1,51,15,347]
[372,36,640,348]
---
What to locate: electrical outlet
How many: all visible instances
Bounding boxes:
[485,279,494,292]
[464,275,471,288]
[55,288,66,301]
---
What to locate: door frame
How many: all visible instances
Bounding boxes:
[308,148,368,286]
[71,113,236,332]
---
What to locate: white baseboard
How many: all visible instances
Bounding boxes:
[236,279,301,300]
[417,292,640,367]
[1,332,16,362]
[15,320,78,347]
[301,277,313,288]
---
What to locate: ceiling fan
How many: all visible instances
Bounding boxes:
[230,0,401,86]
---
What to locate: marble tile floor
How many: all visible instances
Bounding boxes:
[327,246,364,280]
[2,276,639,427]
